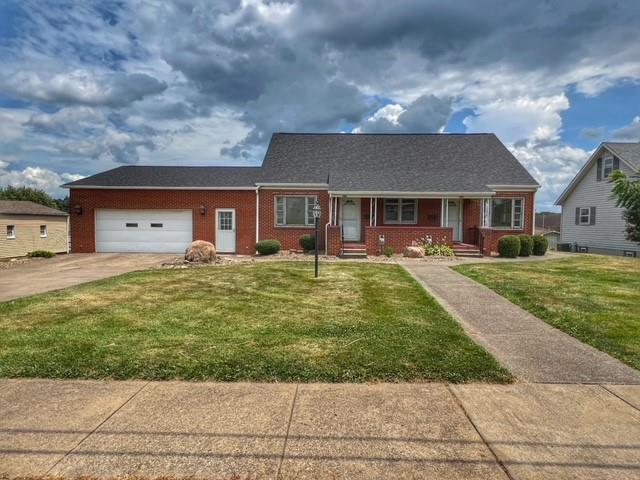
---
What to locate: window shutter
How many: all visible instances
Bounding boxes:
[575,207,580,225]
[596,158,602,181]
[613,157,620,172]
[590,207,596,225]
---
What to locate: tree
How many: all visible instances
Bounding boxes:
[610,169,640,244]
[0,186,68,212]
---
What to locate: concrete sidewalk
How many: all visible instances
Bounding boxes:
[401,263,640,384]
[1,380,639,479]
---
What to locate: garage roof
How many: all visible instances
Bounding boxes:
[63,166,261,189]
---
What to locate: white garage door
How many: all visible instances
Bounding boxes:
[96,209,193,253]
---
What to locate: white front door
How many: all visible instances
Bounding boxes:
[447,200,462,242]
[341,198,361,241]
[216,209,236,253]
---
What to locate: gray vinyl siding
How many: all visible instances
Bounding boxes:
[560,154,639,254]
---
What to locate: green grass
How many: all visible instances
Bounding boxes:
[454,255,640,371]
[0,262,510,382]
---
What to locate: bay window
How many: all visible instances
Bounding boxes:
[384,198,417,224]
[275,196,316,226]
[482,198,523,229]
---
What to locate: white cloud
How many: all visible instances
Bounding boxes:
[509,141,590,211]
[463,94,569,144]
[0,165,83,197]
[612,116,640,141]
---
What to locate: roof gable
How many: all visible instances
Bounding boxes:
[555,142,640,205]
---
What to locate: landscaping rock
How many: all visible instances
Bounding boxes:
[403,246,424,258]
[185,240,216,263]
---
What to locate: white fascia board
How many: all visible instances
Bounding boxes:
[255,183,329,189]
[328,191,496,198]
[63,185,257,190]
[486,184,540,191]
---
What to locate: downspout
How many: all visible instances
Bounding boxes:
[66,214,70,254]
[255,186,260,244]
[325,194,332,255]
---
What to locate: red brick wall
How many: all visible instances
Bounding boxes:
[479,191,536,256]
[69,188,257,254]
[364,226,453,255]
[326,225,342,256]
[462,199,481,244]
[258,189,330,250]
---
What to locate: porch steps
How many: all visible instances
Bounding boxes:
[453,242,482,258]
[340,243,367,259]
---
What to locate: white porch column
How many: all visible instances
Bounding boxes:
[445,198,449,227]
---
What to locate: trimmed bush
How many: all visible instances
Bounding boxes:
[27,250,55,258]
[255,239,281,255]
[299,234,316,252]
[532,235,549,256]
[383,245,395,257]
[518,234,533,257]
[498,235,520,258]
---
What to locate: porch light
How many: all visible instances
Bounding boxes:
[313,200,321,278]
[199,204,207,215]
[73,204,82,215]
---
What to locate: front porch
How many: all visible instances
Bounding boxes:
[326,196,487,257]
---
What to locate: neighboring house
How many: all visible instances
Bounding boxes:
[534,227,560,250]
[0,200,69,258]
[555,142,640,257]
[63,133,539,256]
[535,212,561,232]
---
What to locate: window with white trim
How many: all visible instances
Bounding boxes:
[602,155,614,179]
[40,225,47,237]
[579,207,590,225]
[6,225,15,239]
[482,198,524,229]
[275,196,316,226]
[383,199,417,224]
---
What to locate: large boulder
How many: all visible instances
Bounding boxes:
[403,246,424,258]
[185,240,216,263]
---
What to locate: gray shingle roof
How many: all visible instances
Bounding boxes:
[260,133,539,192]
[0,200,68,216]
[604,142,640,169]
[63,133,539,193]
[63,166,261,188]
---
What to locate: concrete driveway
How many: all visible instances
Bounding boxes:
[0,253,176,302]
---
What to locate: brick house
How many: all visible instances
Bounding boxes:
[63,133,539,256]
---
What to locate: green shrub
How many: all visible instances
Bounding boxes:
[255,239,281,255]
[518,234,533,257]
[532,235,549,256]
[383,245,395,257]
[27,250,56,258]
[423,243,454,256]
[498,235,520,258]
[299,234,316,252]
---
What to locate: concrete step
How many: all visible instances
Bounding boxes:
[340,250,368,259]
[453,250,482,258]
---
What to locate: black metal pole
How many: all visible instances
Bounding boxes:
[314,216,319,277]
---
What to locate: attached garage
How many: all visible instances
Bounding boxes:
[95,209,193,253]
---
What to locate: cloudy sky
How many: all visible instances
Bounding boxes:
[1,0,639,210]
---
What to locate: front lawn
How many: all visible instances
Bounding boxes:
[0,262,510,382]
[454,255,640,370]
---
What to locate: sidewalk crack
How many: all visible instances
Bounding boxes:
[446,385,515,480]
[44,380,150,475]
[277,383,299,479]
